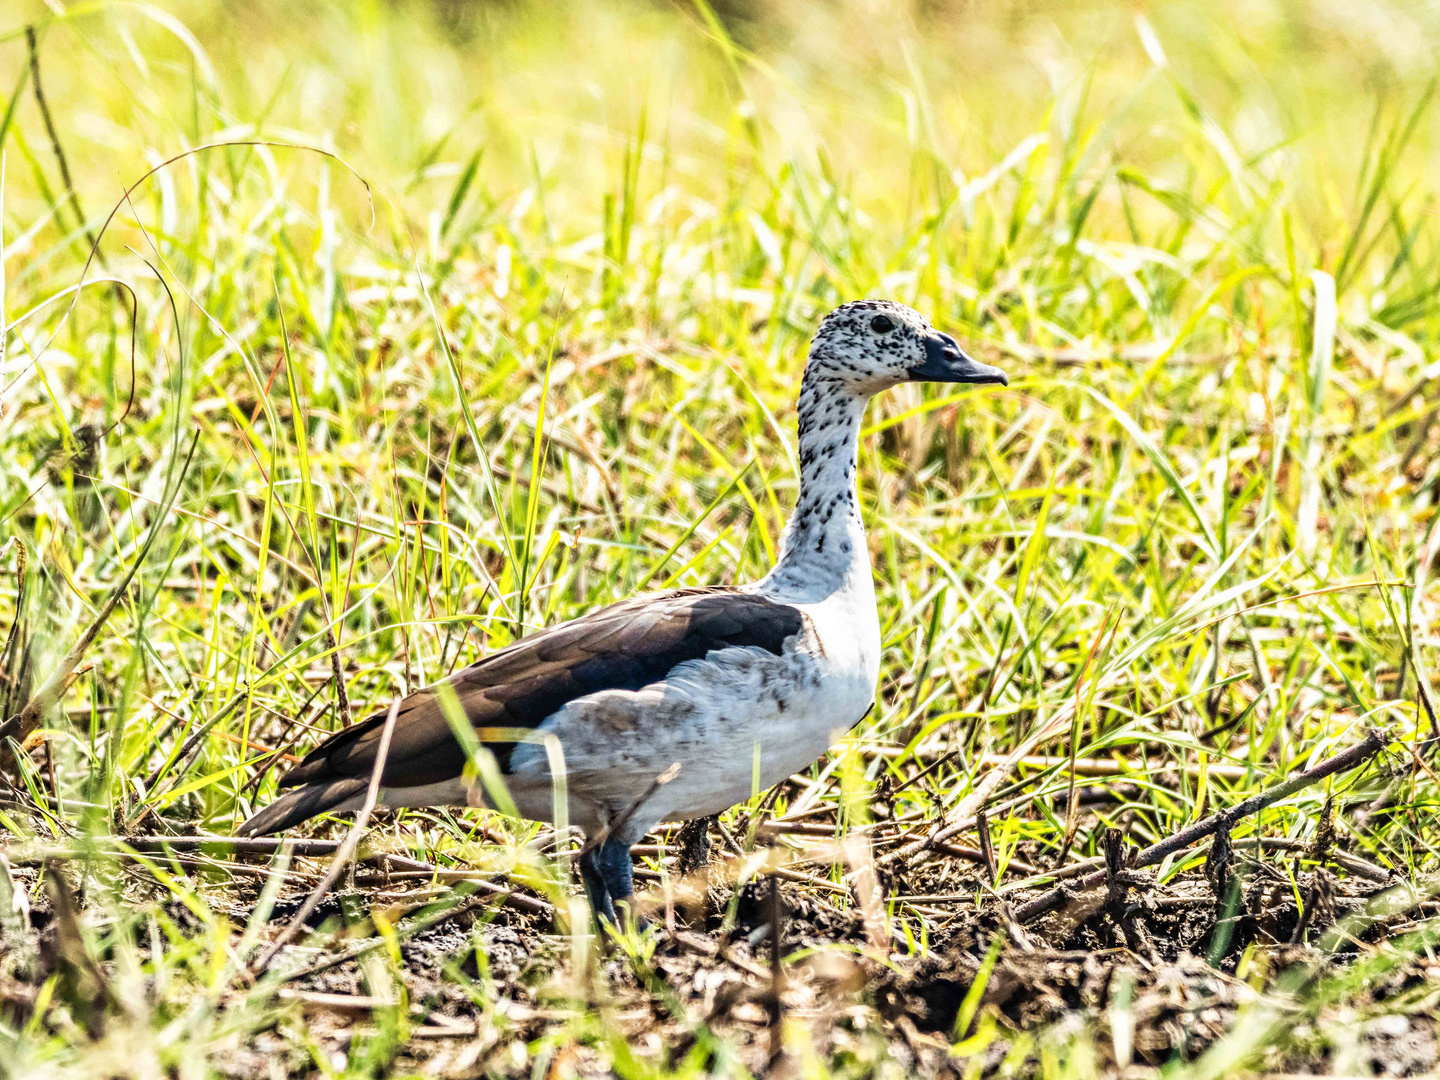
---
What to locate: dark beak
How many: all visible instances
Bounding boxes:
[908,333,1008,386]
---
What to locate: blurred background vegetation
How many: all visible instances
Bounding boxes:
[3,0,1440,1075]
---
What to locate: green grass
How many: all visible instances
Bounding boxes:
[2,0,1440,1075]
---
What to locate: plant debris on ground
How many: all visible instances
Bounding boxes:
[3,0,1440,1076]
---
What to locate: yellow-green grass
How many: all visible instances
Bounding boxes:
[1,0,1438,1075]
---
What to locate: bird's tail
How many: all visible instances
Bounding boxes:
[237,778,368,837]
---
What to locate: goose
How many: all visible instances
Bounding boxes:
[238,300,1007,922]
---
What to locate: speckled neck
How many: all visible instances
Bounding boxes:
[758,361,872,602]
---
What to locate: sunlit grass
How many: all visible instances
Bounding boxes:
[1,0,1439,1075]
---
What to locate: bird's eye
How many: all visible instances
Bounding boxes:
[869,314,895,334]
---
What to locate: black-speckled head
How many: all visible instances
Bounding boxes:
[807,300,1006,396]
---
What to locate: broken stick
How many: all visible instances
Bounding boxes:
[1013,729,1387,924]
[249,698,401,975]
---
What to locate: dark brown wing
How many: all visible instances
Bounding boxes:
[275,587,803,792]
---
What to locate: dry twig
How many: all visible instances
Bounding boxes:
[1013,730,1387,924]
[250,698,401,975]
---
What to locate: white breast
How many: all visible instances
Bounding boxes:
[503,602,877,837]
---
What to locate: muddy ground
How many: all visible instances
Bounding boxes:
[2,817,1438,1079]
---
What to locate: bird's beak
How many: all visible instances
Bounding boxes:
[907,332,1008,386]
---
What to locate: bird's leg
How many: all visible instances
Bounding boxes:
[676,814,716,875]
[597,835,640,926]
[577,845,615,925]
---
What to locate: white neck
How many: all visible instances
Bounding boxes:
[757,364,873,603]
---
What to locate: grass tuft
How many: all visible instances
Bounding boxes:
[2,0,1440,1075]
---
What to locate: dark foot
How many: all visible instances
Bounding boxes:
[676,815,716,875]
[578,846,616,924]
[597,835,645,928]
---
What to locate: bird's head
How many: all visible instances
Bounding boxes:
[806,299,1007,397]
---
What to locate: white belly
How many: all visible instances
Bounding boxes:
[367,582,882,842]
[505,630,874,838]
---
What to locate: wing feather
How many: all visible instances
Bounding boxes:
[274,588,803,793]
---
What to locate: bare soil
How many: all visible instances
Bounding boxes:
[4,827,1436,1078]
